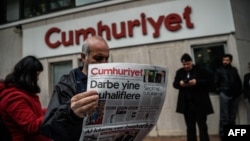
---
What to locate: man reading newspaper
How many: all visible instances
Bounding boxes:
[40,36,109,141]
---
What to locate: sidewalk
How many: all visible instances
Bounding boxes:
[144,135,220,141]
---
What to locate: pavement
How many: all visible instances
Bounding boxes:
[143,135,220,141]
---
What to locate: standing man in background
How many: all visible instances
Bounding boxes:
[243,62,250,124]
[213,54,242,140]
[173,53,214,141]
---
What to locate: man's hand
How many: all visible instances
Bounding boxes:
[180,80,188,87]
[180,79,196,87]
[70,90,99,118]
[188,79,196,86]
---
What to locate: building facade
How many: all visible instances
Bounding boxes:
[0,0,250,137]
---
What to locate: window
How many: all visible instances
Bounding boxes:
[49,0,74,12]
[51,61,72,86]
[5,0,20,22]
[75,0,104,7]
[22,0,47,18]
[0,1,7,24]
[192,43,225,92]
[0,0,106,25]
[22,0,74,18]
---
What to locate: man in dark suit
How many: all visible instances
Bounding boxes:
[243,62,250,124]
[213,54,242,140]
[173,53,214,141]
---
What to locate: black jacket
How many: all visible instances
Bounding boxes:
[40,67,87,141]
[243,72,250,101]
[173,65,214,117]
[213,65,242,97]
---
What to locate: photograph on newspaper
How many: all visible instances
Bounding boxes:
[79,63,168,141]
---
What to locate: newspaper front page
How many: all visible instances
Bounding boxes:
[79,63,168,141]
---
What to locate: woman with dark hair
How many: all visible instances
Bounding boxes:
[0,56,51,141]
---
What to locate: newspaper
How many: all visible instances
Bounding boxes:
[79,63,168,141]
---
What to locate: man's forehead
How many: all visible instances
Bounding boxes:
[182,61,192,65]
[223,57,230,60]
[89,45,109,51]
[89,49,109,57]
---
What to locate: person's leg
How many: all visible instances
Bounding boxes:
[228,96,240,125]
[197,115,209,141]
[184,111,197,141]
[219,92,230,139]
[246,99,250,124]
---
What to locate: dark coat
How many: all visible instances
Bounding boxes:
[243,72,250,102]
[40,67,86,141]
[213,65,242,97]
[173,65,214,117]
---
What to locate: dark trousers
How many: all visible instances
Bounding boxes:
[184,109,209,141]
[219,92,240,138]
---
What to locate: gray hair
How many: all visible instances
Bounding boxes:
[82,41,89,56]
